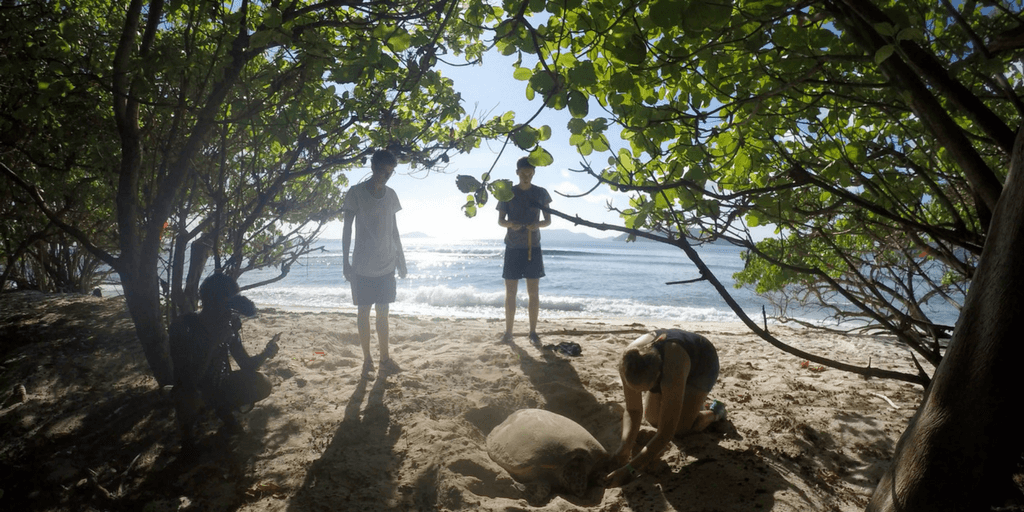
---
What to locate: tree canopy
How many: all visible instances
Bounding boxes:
[458,0,1024,381]
[1,0,512,384]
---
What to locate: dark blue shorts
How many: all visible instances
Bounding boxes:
[502,248,545,280]
[351,272,397,306]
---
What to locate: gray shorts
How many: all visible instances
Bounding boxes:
[686,347,720,393]
[351,272,397,306]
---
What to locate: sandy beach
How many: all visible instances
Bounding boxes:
[0,292,928,511]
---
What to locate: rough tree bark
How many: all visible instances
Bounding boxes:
[868,128,1024,510]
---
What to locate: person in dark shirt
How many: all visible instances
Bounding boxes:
[496,157,552,346]
[168,273,278,447]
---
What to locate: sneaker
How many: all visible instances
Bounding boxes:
[362,359,376,380]
[528,332,542,346]
[380,358,402,374]
[498,331,513,344]
[708,400,727,422]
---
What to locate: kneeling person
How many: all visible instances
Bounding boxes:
[606,329,725,487]
[169,273,278,446]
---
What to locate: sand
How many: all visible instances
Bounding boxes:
[0,291,928,511]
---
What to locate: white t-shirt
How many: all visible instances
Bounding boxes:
[342,181,402,277]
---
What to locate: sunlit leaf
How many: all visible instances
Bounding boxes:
[456,174,482,193]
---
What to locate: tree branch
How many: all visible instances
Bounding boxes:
[0,162,118,269]
[540,203,929,386]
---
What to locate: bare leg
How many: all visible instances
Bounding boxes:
[644,388,716,435]
[677,388,715,434]
[526,278,540,335]
[376,302,390,361]
[357,304,373,363]
[504,279,519,335]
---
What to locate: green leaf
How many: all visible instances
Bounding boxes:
[623,34,648,64]
[490,179,515,202]
[568,90,589,118]
[456,175,482,193]
[874,45,895,65]
[567,117,586,134]
[649,0,685,28]
[538,124,552,141]
[529,147,554,166]
[568,61,598,87]
[897,28,925,42]
[529,70,557,94]
[388,30,412,52]
[873,22,896,37]
[462,198,478,218]
[846,142,867,164]
[512,128,539,149]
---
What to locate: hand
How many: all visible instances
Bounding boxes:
[398,264,407,279]
[263,333,281,359]
[343,264,352,282]
[604,465,638,488]
[611,449,631,468]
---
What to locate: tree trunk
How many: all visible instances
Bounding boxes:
[868,129,1024,510]
[119,254,173,386]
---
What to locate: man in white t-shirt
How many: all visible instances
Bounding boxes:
[342,149,407,380]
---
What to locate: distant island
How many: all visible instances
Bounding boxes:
[542,229,616,243]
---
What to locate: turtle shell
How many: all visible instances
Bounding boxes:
[486,408,608,498]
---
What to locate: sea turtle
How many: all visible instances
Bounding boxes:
[486,408,608,502]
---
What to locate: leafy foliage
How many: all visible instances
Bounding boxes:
[463,0,1024,372]
[1,0,512,383]
[0,1,121,292]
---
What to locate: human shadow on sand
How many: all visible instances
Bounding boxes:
[0,292,301,512]
[0,379,295,512]
[466,336,620,507]
[619,437,789,511]
[287,371,400,512]
[507,336,619,438]
[614,438,790,509]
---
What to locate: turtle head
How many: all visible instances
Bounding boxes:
[560,453,592,497]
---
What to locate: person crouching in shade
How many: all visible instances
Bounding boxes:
[169,272,278,448]
[605,329,726,487]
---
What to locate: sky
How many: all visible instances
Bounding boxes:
[320,52,633,241]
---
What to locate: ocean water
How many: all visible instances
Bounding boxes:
[232,235,959,326]
[237,235,751,323]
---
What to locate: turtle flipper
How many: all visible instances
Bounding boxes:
[522,481,551,504]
